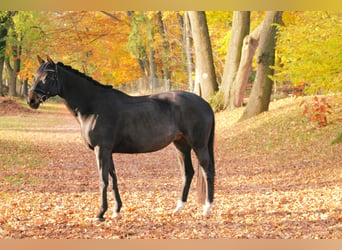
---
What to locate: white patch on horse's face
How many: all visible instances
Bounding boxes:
[34,71,48,84]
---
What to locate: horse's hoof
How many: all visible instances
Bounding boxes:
[173,201,186,214]
[95,217,105,222]
[202,211,211,218]
[112,212,122,220]
[202,202,213,217]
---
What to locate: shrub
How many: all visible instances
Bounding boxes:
[208,91,225,112]
[332,132,342,145]
[300,96,332,127]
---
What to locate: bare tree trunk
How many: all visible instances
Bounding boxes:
[231,24,262,108]
[184,12,194,92]
[188,11,218,99]
[221,11,250,109]
[240,11,283,121]
[148,48,157,91]
[177,12,194,92]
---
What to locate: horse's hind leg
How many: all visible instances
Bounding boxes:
[173,140,194,214]
[194,146,215,216]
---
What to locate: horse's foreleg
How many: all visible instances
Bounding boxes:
[108,158,122,219]
[94,146,111,221]
[173,141,194,214]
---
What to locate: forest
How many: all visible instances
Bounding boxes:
[0,11,342,239]
[0,11,341,117]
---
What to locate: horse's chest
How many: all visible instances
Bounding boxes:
[77,114,98,147]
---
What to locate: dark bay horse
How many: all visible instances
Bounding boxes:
[28,56,215,221]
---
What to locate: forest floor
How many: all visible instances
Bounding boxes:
[0,95,341,239]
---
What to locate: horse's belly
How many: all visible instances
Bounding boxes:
[113,129,179,154]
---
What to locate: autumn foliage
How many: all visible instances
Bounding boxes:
[300,96,333,127]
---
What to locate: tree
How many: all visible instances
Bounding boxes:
[127,11,157,80]
[5,12,23,97]
[41,11,140,85]
[274,11,342,94]
[221,11,250,109]
[177,12,194,91]
[5,33,21,97]
[188,11,218,99]
[240,11,283,121]
[0,11,16,96]
[183,12,194,91]
[156,11,171,87]
[231,24,262,109]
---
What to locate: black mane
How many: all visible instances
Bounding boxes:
[57,62,113,90]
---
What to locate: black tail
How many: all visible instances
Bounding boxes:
[197,118,215,204]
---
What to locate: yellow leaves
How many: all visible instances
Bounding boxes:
[275,11,342,94]
[126,206,137,212]
[1,229,9,237]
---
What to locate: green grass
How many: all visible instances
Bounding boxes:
[0,99,67,185]
[0,138,47,170]
[0,115,59,130]
[332,132,342,145]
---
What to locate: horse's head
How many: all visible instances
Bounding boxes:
[28,55,60,109]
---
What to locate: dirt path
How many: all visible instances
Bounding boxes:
[0,97,341,239]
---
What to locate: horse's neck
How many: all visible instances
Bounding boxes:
[59,70,99,116]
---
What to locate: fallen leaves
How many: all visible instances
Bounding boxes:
[0,96,342,239]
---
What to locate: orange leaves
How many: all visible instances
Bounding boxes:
[300,96,333,127]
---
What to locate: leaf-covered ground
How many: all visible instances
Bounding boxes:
[0,95,341,239]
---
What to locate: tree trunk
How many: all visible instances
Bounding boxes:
[0,57,4,95]
[221,11,250,109]
[148,47,157,91]
[6,56,18,97]
[239,11,283,121]
[0,11,17,96]
[184,12,194,92]
[177,12,194,91]
[22,78,28,97]
[231,24,262,108]
[188,11,218,99]
[5,34,22,97]
[156,11,171,87]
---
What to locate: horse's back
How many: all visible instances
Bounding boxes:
[151,90,213,116]
[151,90,214,147]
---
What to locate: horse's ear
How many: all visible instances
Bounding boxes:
[37,55,45,64]
[46,56,55,65]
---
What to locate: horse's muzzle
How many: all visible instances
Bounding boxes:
[27,91,41,109]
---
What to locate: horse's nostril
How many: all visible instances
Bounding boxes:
[27,98,39,109]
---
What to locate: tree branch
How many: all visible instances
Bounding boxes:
[100,11,121,22]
